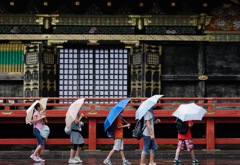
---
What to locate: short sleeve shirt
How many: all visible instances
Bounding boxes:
[114,116,123,139]
[33,110,43,130]
[178,120,193,140]
[143,111,154,136]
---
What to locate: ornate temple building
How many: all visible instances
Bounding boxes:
[0,0,239,99]
[0,0,240,150]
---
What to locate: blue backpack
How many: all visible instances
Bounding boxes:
[106,125,114,138]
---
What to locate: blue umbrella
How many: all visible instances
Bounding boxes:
[104,98,131,132]
[135,95,164,120]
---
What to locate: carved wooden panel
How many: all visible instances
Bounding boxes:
[23,44,40,98]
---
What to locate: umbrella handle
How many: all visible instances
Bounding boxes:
[119,115,130,129]
[119,115,129,124]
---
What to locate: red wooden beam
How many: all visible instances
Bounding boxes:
[0,138,89,145]
[215,138,240,144]
[2,109,240,118]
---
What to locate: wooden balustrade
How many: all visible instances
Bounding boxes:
[0,97,240,150]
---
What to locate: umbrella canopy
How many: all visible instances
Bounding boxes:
[39,98,48,110]
[135,95,164,120]
[39,98,48,114]
[65,98,85,128]
[25,98,48,124]
[172,103,207,121]
[104,98,131,132]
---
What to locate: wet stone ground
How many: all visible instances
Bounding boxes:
[1,158,240,165]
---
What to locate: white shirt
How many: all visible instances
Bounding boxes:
[143,111,154,136]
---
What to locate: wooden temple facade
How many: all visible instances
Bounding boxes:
[0,0,240,150]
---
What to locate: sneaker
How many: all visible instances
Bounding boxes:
[38,157,45,162]
[30,154,40,162]
[68,158,79,164]
[103,159,112,165]
[173,159,182,163]
[149,163,156,165]
[74,156,83,163]
[192,158,199,163]
[123,160,132,165]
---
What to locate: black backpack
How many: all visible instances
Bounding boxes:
[176,118,188,135]
[132,117,146,140]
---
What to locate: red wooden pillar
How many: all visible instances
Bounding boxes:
[206,118,215,149]
[88,118,96,150]
[206,99,215,149]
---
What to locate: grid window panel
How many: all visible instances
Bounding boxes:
[59,48,129,103]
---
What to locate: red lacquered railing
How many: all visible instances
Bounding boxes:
[1,97,240,150]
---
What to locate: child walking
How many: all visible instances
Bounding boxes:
[30,103,46,162]
[68,112,85,164]
[103,112,131,165]
[173,120,198,164]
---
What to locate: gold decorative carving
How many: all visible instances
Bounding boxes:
[122,41,139,61]
[189,16,198,26]
[0,34,207,41]
[143,16,152,26]
[197,14,212,32]
[36,14,59,29]
[122,41,139,46]
[88,40,100,45]
[205,16,212,26]
[1,110,12,115]
[129,15,152,30]
[42,35,51,39]
[48,40,67,45]
[198,75,208,80]
[35,17,44,25]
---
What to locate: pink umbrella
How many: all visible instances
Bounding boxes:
[65,98,85,128]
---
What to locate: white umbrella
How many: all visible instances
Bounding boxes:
[25,98,48,124]
[135,95,164,120]
[39,98,48,110]
[65,98,85,128]
[39,98,48,115]
[172,103,207,121]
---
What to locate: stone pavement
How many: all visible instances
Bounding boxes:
[0,150,240,159]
